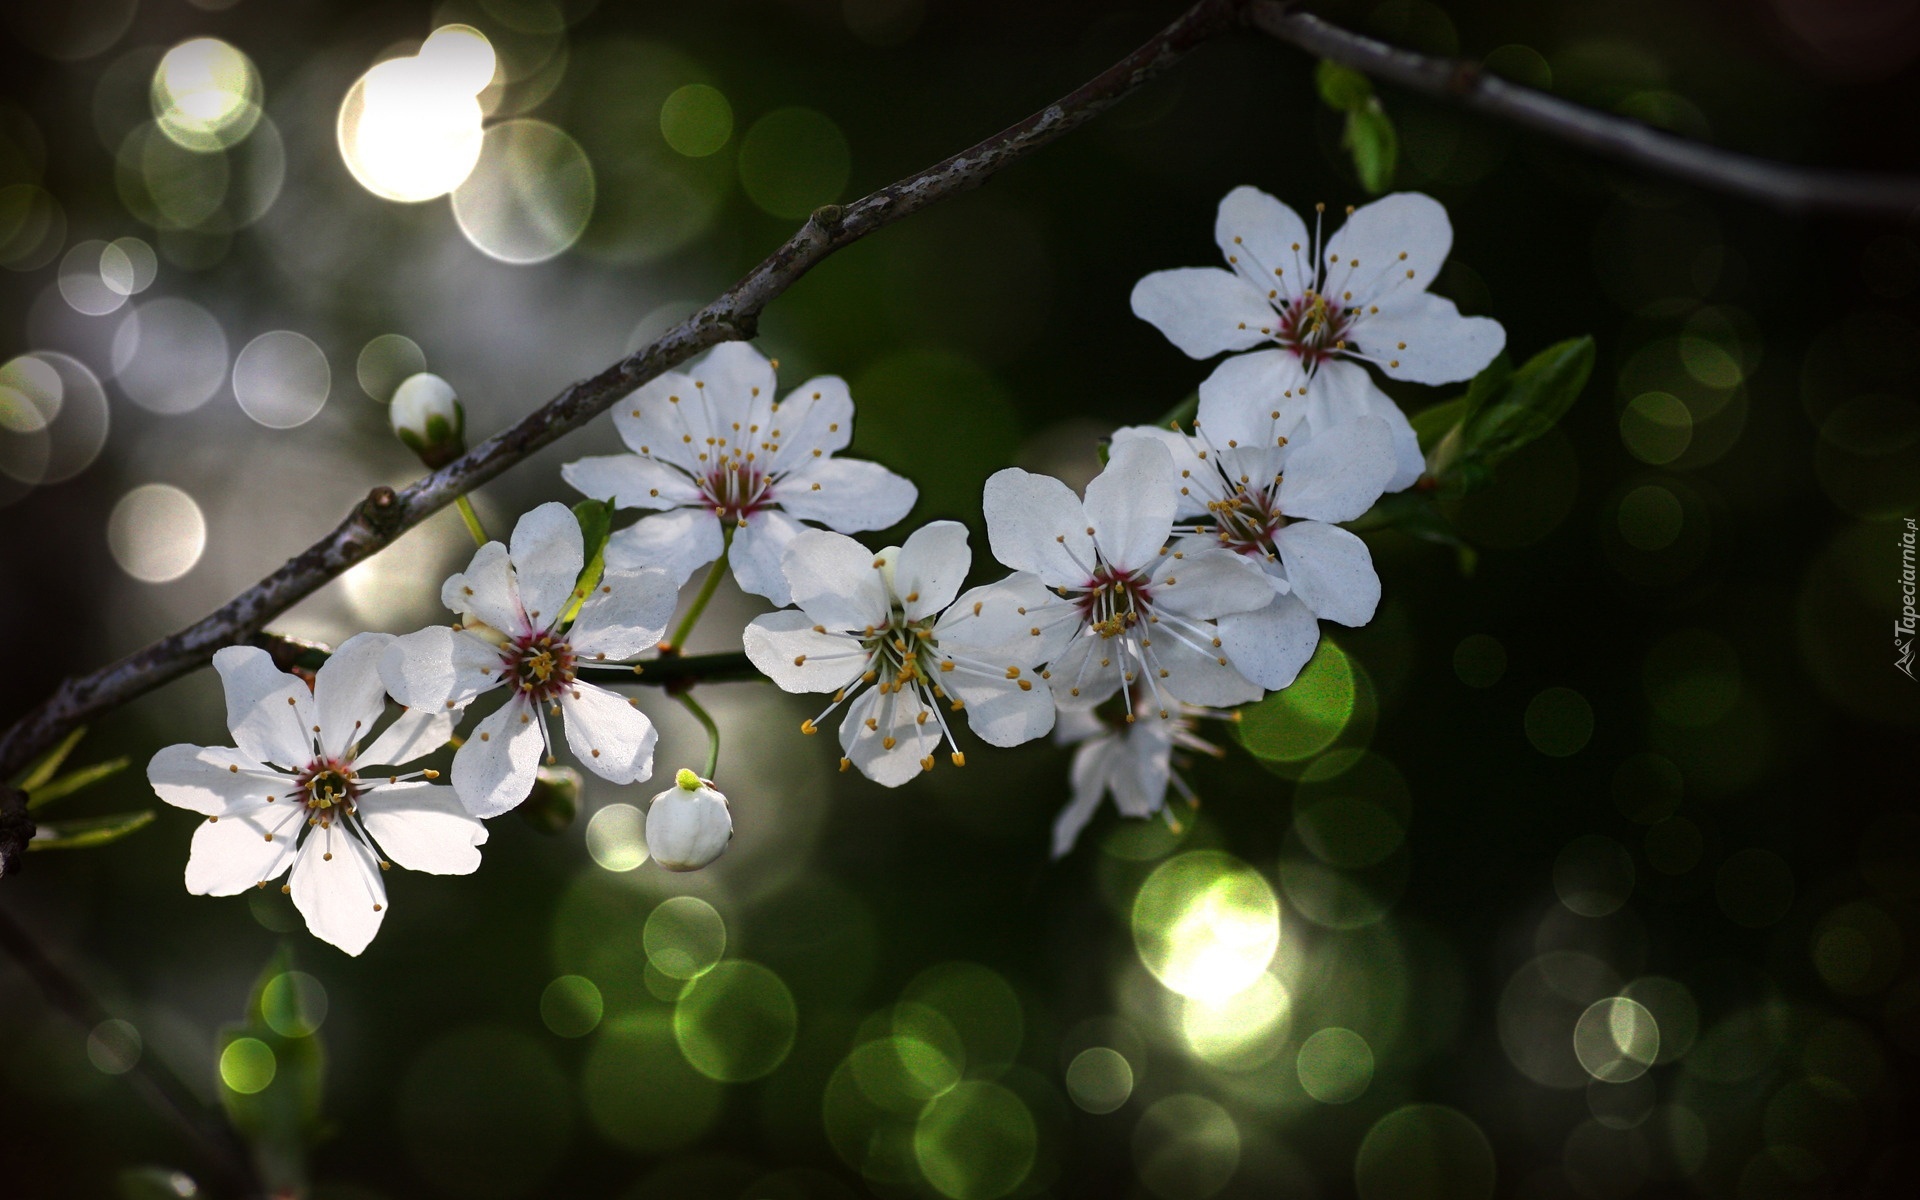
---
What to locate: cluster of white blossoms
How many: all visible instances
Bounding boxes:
[148,187,1502,952]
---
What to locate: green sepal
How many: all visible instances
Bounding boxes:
[1343,101,1398,194]
[26,756,132,809]
[1316,60,1374,111]
[12,726,86,791]
[562,499,613,624]
[27,808,154,850]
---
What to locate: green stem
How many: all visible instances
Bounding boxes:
[667,526,733,652]
[677,692,721,781]
[454,495,488,547]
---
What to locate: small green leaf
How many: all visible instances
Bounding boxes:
[1411,396,1470,456]
[1343,102,1398,194]
[28,809,154,850]
[13,726,86,791]
[1156,391,1200,432]
[26,756,131,809]
[1455,336,1595,472]
[116,1167,200,1200]
[563,499,613,623]
[1316,60,1374,112]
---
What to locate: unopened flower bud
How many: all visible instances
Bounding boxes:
[645,768,732,871]
[518,765,581,834]
[390,372,466,469]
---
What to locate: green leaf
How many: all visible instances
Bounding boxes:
[1156,391,1200,433]
[1343,102,1398,194]
[563,498,613,623]
[219,948,324,1195]
[1316,60,1374,112]
[26,756,131,809]
[116,1167,200,1200]
[13,726,86,791]
[1410,396,1470,456]
[28,809,154,850]
[1454,336,1595,472]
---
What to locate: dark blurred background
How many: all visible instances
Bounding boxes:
[2,0,1918,1197]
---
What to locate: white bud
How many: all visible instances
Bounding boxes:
[645,769,732,871]
[390,372,465,467]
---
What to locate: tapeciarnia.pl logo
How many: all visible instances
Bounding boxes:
[1899,517,1917,680]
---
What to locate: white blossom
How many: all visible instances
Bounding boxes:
[561,342,917,606]
[742,520,1059,787]
[976,438,1274,715]
[389,372,465,467]
[1050,696,1220,859]
[1131,188,1505,490]
[645,769,733,871]
[146,635,485,956]
[381,502,679,818]
[1111,413,1397,690]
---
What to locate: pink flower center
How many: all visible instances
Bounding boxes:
[1273,289,1350,366]
[701,462,773,524]
[1076,565,1153,639]
[1206,487,1285,556]
[504,632,576,702]
[296,759,359,824]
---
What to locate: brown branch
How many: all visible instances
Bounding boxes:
[0,0,1243,782]
[1246,2,1920,218]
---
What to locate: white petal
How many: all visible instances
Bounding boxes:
[1150,620,1263,707]
[148,744,287,816]
[1307,360,1424,491]
[935,577,1078,665]
[982,468,1094,589]
[359,782,487,875]
[1196,350,1312,446]
[947,673,1056,748]
[1273,522,1381,627]
[1213,185,1314,293]
[1356,291,1506,386]
[743,611,867,693]
[836,688,935,788]
[183,801,304,896]
[1130,268,1276,358]
[893,521,971,622]
[1218,593,1322,690]
[1111,426,1216,518]
[1053,741,1116,858]
[1044,630,1122,709]
[356,707,455,771]
[509,502,585,633]
[562,454,702,511]
[730,508,806,606]
[776,457,917,533]
[768,375,854,476]
[441,541,525,636]
[1148,549,1273,619]
[1275,416,1397,524]
[379,626,503,712]
[1323,191,1453,301]
[780,527,891,631]
[568,568,678,661]
[312,632,394,761]
[603,506,726,584]
[560,682,657,784]
[451,694,544,818]
[213,646,313,769]
[610,370,703,474]
[289,827,387,956]
[1084,437,1177,572]
[688,341,777,419]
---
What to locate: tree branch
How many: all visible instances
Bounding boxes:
[1246,1,1920,218]
[0,0,1243,782]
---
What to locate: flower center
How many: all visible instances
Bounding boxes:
[1274,288,1351,366]
[1206,487,1285,555]
[1076,565,1152,638]
[860,609,939,689]
[297,760,359,823]
[505,632,576,701]
[702,461,773,524]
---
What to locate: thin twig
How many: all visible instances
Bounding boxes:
[0,907,265,1198]
[1245,1,1920,218]
[0,0,1241,783]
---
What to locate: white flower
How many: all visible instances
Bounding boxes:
[146,635,485,956]
[978,438,1274,714]
[742,521,1059,787]
[1050,696,1219,859]
[645,769,733,871]
[1131,188,1505,490]
[381,502,679,818]
[561,342,917,606]
[389,372,465,468]
[1111,413,1396,690]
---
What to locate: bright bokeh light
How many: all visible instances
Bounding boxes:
[152,38,262,152]
[233,330,330,428]
[584,802,646,870]
[451,119,594,263]
[1133,851,1280,1001]
[218,1037,275,1095]
[260,971,328,1038]
[642,895,726,979]
[107,483,206,583]
[338,26,495,203]
[1573,996,1660,1082]
[1179,971,1291,1068]
[1065,1047,1133,1114]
